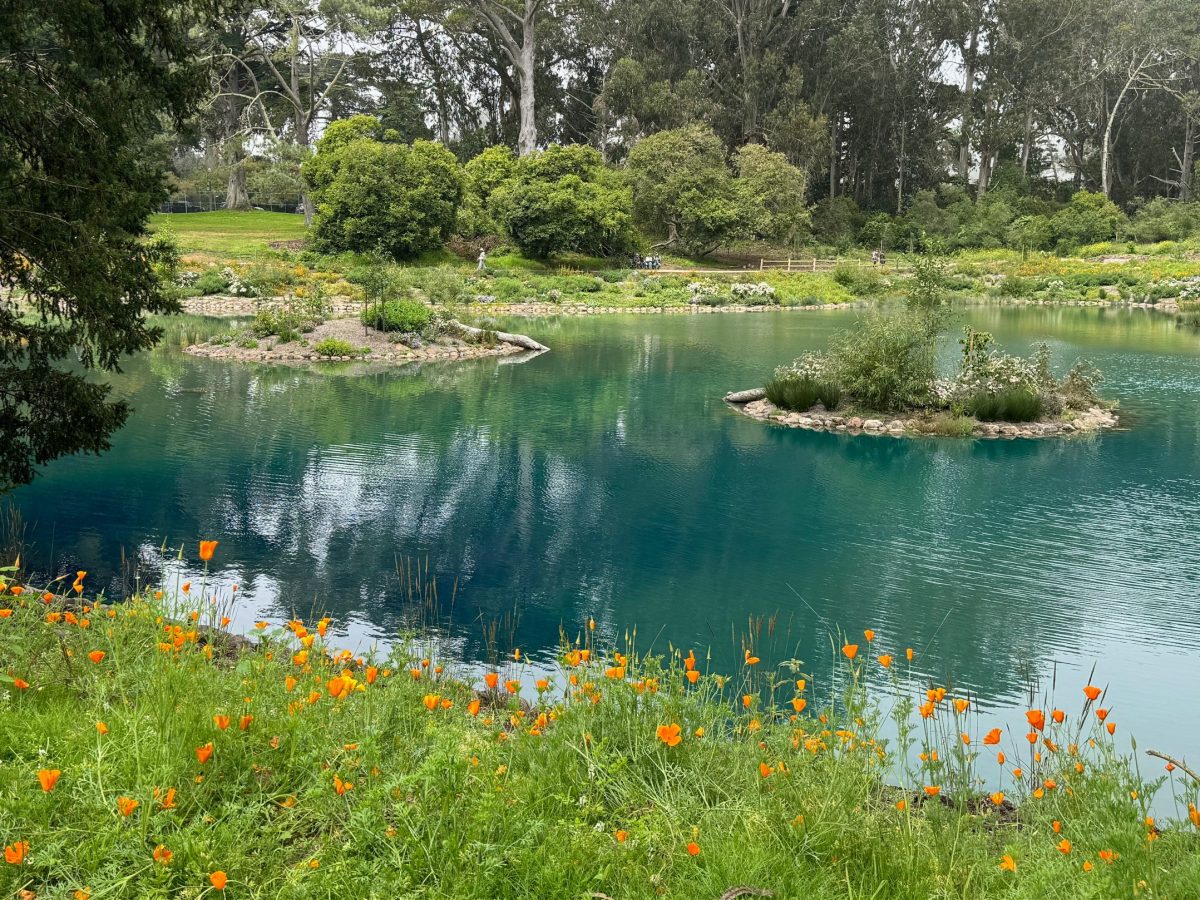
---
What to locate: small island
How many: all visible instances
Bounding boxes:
[727,308,1118,439]
[185,293,547,365]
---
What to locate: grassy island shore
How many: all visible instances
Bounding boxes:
[1,552,1198,898]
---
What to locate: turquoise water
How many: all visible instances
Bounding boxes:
[11,307,1200,751]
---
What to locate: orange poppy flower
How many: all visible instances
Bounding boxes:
[213,715,230,731]
[656,723,682,747]
[87,650,105,664]
[1026,731,1039,744]
[983,728,1002,745]
[1057,839,1072,854]
[954,698,969,714]
[153,845,173,865]
[467,699,481,716]
[744,650,760,666]
[285,676,297,692]
[195,742,213,764]
[333,775,353,795]
[95,721,108,735]
[505,679,520,693]
[181,582,190,594]
[0,609,11,618]
[905,647,914,661]
[684,651,696,671]
[1106,721,1116,735]
[158,787,176,809]
[863,629,875,642]
[422,694,439,710]
[484,672,499,690]
[116,796,139,816]
[12,677,29,689]
[758,762,773,778]
[1095,708,1108,721]
[605,666,624,680]
[877,654,893,668]
[686,842,700,857]
[685,669,700,684]
[999,854,1016,872]
[842,643,859,660]
[1083,684,1101,701]
[924,785,940,797]
[4,841,29,865]
[1025,709,1045,731]
[239,715,253,731]
[615,830,628,843]
[37,769,60,792]
[895,799,906,811]
[1098,849,1117,864]
[790,697,807,713]
[1012,767,1023,778]
[199,541,218,562]
[919,701,935,719]
[210,871,228,891]
[990,791,1004,806]
[997,751,1006,764]
[1052,709,1065,723]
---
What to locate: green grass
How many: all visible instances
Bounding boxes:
[1,555,1199,898]
[150,211,307,258]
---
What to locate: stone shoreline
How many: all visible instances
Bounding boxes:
[726,392,1119,439]
[185,340,525,365]
[182,295,1178,319]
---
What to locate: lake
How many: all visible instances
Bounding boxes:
[11,306,1200,753]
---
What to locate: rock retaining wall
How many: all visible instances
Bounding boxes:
[730,397,1118,439]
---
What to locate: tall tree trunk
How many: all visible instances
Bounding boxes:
[977,149,993,196]
[1102,57,1145,198]
[225,155,250,210]
[517,29,536,155]
[1020,99,1035,176]
[896,126,906,213]
[829,114,839,197]
[958,25,979,181]
[1180,117,1195,200]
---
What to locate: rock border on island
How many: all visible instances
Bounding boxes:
[724,392,1118,439]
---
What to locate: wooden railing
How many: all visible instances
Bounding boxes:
[759,257,860,272]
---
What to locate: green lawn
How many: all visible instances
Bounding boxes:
[150,211,307,258]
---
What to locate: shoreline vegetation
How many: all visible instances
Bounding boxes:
[725,259,1120,439]
[1,548,1199,898]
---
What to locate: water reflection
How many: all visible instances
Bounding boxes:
[12,308,1200,752]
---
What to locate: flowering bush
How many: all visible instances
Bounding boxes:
[730,281,777,303]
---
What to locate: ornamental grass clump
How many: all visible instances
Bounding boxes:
[2,546,1197,897]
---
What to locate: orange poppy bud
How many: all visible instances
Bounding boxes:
[905,647,914,661]
[1106,721,1116,735]
[196,742,213,764]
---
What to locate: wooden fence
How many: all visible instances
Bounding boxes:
[759,257,857,272]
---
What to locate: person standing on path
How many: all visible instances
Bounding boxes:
[478,248,487,271]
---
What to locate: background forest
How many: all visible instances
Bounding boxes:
[169,0,1200,254]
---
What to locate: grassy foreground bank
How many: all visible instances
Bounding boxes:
[2,554,1199,898]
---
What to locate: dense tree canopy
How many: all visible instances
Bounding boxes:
[0,0,215,489]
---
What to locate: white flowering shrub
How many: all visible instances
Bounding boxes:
[224,267,258,297]
[730,281,777,302]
